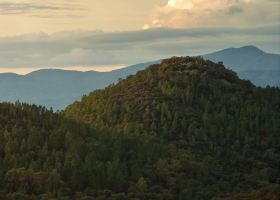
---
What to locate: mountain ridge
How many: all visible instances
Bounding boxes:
[203,45,280,71]
[2,45,278,76]
[0,46,279,110]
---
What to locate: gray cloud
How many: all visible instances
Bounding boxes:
[0,2,81,15]
[30,14,83,19]
[227,6,243,15]
[0,26,279,68]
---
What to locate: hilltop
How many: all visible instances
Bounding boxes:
[65,56,280,142]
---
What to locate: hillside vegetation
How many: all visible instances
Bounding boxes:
[66,57,280,145]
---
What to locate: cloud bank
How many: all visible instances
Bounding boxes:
[0,2,77,15]
[0,25,279,68]
[0,0,82,20]
[0,0,278,69]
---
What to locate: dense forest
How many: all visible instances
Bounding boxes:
[0,57,280,199]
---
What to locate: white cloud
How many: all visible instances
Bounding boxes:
[144,0,279,29]
[166,0,252,10]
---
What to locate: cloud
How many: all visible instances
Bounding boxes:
[227,6,244,15]
[0,1,82,15]
[166,0,244,10]
[144,0,279,29]
[0,25,278,68]
[50,48,98,66]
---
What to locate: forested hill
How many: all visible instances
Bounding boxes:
[64,57,280,199]
[1,57,280,199]
[0,102,172,199]
[65,56,280,143]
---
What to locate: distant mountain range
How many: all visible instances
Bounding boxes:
[0,46,279,110]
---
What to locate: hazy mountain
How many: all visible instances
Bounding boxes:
[0,46,279,110]
[203,45,280,86]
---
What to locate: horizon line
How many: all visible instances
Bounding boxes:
[0,65,128,75]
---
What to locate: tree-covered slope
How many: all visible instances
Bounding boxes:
[65,56,280,145]
[0,102,174,199]
[64,56,280,199]
[224,184,280,200]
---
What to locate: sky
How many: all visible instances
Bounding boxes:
[0,0,279,74]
